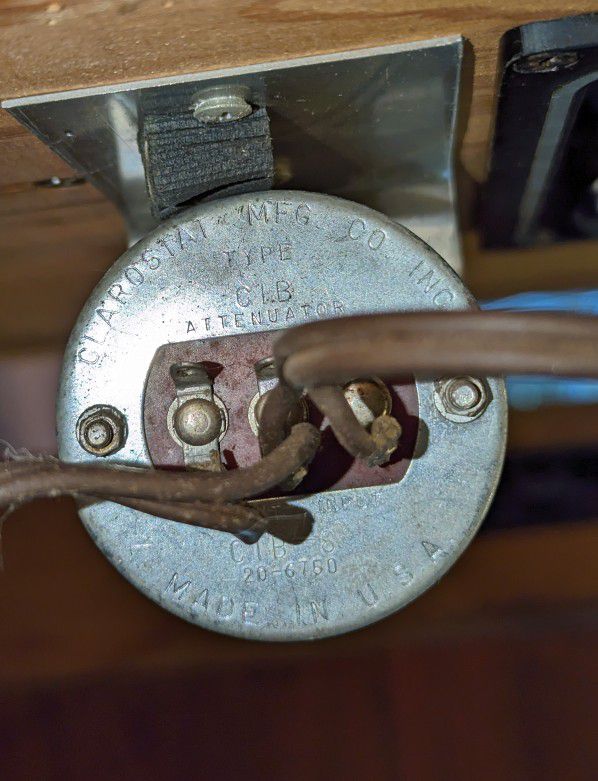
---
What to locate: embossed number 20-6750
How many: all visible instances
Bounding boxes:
[243,558,338,583]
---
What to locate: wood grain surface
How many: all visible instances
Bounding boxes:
[0,0,595,182]
[2,630,598,780]
[0,495,597,685]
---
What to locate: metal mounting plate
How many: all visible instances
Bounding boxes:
[3,36,464,269]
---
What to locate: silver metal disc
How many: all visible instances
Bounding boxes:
[57,191,507,641]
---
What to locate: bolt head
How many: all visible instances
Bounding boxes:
[174,398,222,446]
[448,379,481,411]
[434,377,489,423]
[77,405,127,456]
[85,419,113,449]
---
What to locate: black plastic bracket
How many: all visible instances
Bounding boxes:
[482,13,598,248]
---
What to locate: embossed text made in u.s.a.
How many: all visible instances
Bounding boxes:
[164,571,332,629]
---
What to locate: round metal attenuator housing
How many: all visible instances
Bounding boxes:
[57,191,507,641]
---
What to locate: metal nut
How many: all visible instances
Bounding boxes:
[77,405,127,456]
[434,377,489,423]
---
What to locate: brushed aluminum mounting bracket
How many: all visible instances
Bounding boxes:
[2,35,465,270]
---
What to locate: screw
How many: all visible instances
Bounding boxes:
[448,380,480,411]
[173,398,223,446]
[36,175,85,189]
[514,51,579,74]
[192,89,252,124]
[77,405,127,456]
[434,377,489,423]
[85,419,113,449]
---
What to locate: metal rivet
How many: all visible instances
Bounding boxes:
[434,377,489,423]
[343,377,392,429]
[173,398,223,446]
[247,391,308,437]
[77,405,127,456]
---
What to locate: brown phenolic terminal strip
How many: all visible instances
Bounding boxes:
[143,331,419,492]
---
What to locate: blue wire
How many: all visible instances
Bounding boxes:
[482,290,598,409]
